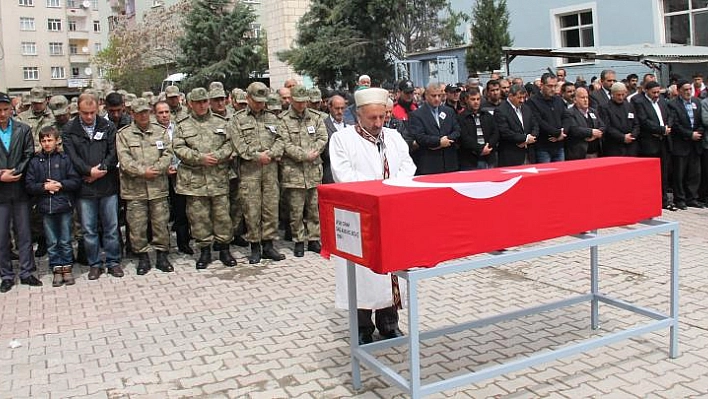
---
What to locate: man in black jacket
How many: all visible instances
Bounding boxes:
[0,92,42,292]
[495,84,538,167]
[598,82,640,157]
[458,88,499,169]
[632,81,675,210]
[527,72,567,163]
[562,87,605,160]
[668,80,705,209]
[62,93,123,280]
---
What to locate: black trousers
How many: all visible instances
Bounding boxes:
[672,152,701,205]
[169,178,190,246]
[641,145,671,205]
[357,306,399,335]
[0,201,37,280]
[699,150,708,201]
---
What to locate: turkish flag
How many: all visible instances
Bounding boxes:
[318,157,662,274]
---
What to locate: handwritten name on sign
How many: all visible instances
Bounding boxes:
[334,208,362,257]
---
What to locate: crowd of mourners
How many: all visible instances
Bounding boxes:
[1,67,706,293]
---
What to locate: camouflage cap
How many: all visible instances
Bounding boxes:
[308,87,322,103]
[267,93,282,111]
[209,87,227,99]
[48,95,69,116]
[131,97,151,113]
[246,82,269,103]
[117,89,129,98]
[125,93,138,107]
[165,85,181,98]
[189,87,208,102]
[30,86,47,103]
[68,102,79,116]
[291,85,309,102]
[209,81,224,91]
[21,93,31,106]
[235,91,247,104]
[231,88,243,98]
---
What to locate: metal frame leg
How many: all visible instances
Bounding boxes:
[347,260,362,389]
[407,274,421,399]
[669,227,679,358]
[590,239,599,330]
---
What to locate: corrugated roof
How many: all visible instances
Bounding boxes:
[503,44,708,64]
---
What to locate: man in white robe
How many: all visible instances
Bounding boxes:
[329,88,417,344]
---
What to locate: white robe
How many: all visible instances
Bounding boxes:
[329,126,417,309]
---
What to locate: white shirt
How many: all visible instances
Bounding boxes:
[646,94,664,127]
[329,126,416,309]
[330,116,346,132]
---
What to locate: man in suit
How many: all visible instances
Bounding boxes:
[668,80,705,209]
[527,72,567,163]
[590,69,617,110]
[598,82,640,157]
[562,87,605,161]
[322,95,347,184]
[408,82,460,175]
[700,94,708,203]
[494,84,538,167]
[458,88,499,170]
[632,81,675,210]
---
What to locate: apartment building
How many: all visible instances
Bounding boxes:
[0,0,107,96]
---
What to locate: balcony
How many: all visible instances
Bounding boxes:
[68,30,90,40]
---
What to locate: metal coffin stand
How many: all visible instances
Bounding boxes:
[346,219,679,398]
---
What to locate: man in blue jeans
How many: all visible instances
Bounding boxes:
[62,92,122,280]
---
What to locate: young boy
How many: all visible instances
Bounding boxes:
[0,92,41,293]
[25,126,81,286]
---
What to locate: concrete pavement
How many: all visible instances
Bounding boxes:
[1,207,707,398]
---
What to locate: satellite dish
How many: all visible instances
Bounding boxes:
[82,46,89,53]
[84,67,93,76]
[82,0,91,8]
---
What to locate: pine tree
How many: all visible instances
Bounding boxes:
[466,0,512,74]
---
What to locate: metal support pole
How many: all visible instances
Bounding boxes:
[408,275,421,399]
[347,260,362,389]
[590,230,599,330]
[669,227,680,358]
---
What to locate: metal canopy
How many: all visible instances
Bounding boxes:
[503,44,708,65]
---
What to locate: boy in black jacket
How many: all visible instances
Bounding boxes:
[25,126,81,286]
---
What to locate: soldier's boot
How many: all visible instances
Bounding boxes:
[136,253,151,275]
[155,251,174,273]
[175,226,194,255]
[307,240,321,254]
[35,236,47,258]
[248,242,261,264]
[293,242,305,257]
[196,247,211,270]
[75,240,88,265]
[217,242,237,267]
[262,240,285,261]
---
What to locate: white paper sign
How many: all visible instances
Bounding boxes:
[334,208,362,257]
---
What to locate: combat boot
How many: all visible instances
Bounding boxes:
[218,246,237,267]
[175,225,194,255]
[293,242,305,257]
[136,253,151,275]
[262,240,285,261]
[155,251,174,272]
[307,240,321,253]
[196,247,211,269]
[248,242,261,264]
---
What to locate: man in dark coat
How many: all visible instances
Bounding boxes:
[457,87,498,169]
[562,87,605,160]
[409,83,460,174]
[668,80,705,209]
[0,92,41,293]
[495,84,538,167]
[598,82,640,157]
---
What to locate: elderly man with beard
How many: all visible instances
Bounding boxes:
[329,87,416,345]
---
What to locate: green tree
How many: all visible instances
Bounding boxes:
[466,0,512,74]
[177,0,267,91]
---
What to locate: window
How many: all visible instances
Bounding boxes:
[68,20,77,31]
[556,9,594,64]
[250,23,261,39]
[93,20,100,32]
[21,42,37,55]
[71,67,80,77]
[47,18,62,31]
[69,44,78,55]
[20,17,35,31]
[46,0,60,7]
[23,67,39,80]
[19,0,34,6]
[94,42,102,53]
[664,0,708,45]
[51,67,65,79]
[49,42,64,55]
[91,0,98,9]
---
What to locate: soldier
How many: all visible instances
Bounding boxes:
[267,92,282,113]
[18,86,55,153]
[117,98,174,275]
[172,87,237,269]
[228,82,287,264]
[209,82,231,120]
[308,87,323,111]
[278,85,328,257]
[18,93,31,114]
[165,85,189,121]
[48,95,71,133]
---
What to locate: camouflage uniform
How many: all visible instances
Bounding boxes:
[172,92,233,251]
[278,89,328,248]
[116,118,173,254]
[17,87,55,153]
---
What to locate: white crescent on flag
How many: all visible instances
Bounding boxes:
[382,175,523,199]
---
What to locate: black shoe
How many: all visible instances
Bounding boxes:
[663,202,678,211]
[307,241,321,253]
[293,242,305,257]
[136,253,151,275]
[379,328,405,340]
[75,242,88,265]
[196,247,211,269]
[178,243,194,255]
[248,242,261,264]
[358,332,373,345]
[231,235,249,248]
[34,239,47,258]
[0,279,14,293]
[687,201,705,209]
[20,275,43,287]
[675,202,687,210]
[155,251,174,272]
[88,267,103,280]
[219,249,237,267]
[262,240,285,261]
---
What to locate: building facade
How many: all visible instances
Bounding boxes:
[0,0,107,96]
